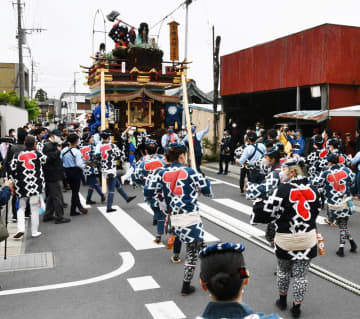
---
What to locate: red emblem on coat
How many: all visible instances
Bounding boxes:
[19,152,37,170]
[163,169,188,196]
[289,188,316,221]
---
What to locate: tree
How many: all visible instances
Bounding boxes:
[35,88,48,102]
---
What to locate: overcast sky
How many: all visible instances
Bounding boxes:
[1,0,360,99]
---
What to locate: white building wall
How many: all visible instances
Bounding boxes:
[0,104,28,137]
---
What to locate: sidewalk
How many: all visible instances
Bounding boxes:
[202,161,240,178]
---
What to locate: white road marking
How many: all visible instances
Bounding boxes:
[79,193,91,208]
[145,300,186,319]
[138,203,220,243]
[0,252,134,296]
[199,202,265,237]
[204,174,240,189]
[98,206,164,250]
[206,177,223,185]
[214,198,252,216]
[316,216,327,224]
[127,276,160,291]
[214,198,327,225]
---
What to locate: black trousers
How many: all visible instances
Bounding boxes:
[240,167,249,192]
[44,180,64,219]
[195,154,202,173]
[65,167,83,214]
[219,154,231,173]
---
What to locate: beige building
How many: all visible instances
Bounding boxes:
[189,103,225,155]
[0,62,30,98]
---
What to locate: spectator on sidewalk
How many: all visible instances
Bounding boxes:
[287,129,305,157]
[8,128,16,143]
[42,131,71,224]
[35,127,46,152]
[198,242,280,319]
[9,136,47,239]
[346,129,360,155]
[256,129,266,144]
[218,130,232,175]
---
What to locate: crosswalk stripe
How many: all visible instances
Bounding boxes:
[145,301,186,319]
[138,203,220,243]
[98,206,164,250]
[79,193,91,208]
[214,198,327,225]
[199,202,265,237]
[127,276,160,291]
[213,198,252,216]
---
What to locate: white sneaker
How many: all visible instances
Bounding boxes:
[32,232,42,238]
[120,176,125,184]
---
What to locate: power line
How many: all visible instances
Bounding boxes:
[150,1,187,30]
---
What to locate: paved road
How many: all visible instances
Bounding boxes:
[0,169,359,319]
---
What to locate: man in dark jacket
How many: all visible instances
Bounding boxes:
[42,131,71,224]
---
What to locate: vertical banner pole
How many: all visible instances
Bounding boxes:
[181,72,196,170]
[100,69,107,194]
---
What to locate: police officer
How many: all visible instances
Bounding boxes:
[236,131,266,184]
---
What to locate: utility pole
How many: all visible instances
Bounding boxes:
[212,26,221,153]
[17,0,25,108]
[31,59,34,99]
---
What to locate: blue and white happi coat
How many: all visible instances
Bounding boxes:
[246,163,281,201]
[311,164,355,218]
[9,150,47,198]
[132,154,166,186]
[80,143,99,176]
[95,142,124,177]
[306,149,328,179]
[144,162,212,243]
[253,178,321,260]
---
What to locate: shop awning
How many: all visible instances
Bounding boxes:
[329,105,360,117]
[274,110,328,123]
[274,105,360,122]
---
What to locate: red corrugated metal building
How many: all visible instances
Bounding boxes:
[220,23,360,136]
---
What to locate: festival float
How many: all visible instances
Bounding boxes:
[81,11,192,144]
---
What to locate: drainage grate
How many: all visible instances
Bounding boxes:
[0,252,54,272]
